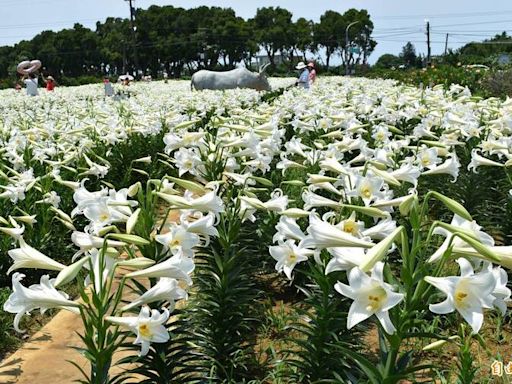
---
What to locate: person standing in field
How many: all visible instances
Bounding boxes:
[104,77,114,97]
[295,62,310,90]
[22,73,39,96]
[308,61,317,86]
[42,74,56,91]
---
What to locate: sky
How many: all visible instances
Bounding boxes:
[1,0,512,64]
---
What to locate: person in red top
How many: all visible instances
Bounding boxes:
[42,74,56,91]
[307,62,317,86]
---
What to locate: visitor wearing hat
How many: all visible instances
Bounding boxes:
[295,62,310,89]
[42,74,56,91]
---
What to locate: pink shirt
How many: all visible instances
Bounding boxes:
[309,69,317,84]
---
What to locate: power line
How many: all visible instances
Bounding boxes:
[372,9,512,20]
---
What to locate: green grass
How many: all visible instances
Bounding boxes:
[0,287,20,360]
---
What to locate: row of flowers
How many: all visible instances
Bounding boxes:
[1,76,511,382]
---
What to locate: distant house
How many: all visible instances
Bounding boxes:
[253,54,304,67]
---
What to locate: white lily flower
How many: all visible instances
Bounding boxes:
[425,258,496,333]
[417,147,440,169]
[319,156,347,175]
[336,211,364,237]
[106,306,170,356]
[348,175,384,206]
[362,218,397,241]
[70,231,125,261]
[160,190,225,215]
[83,198,129,234]
[326,247,366,273]
[273,215,306,243]
[180,211,219,245]
[0,224,25,240]
[8,238,66,274]
[467,149,504,173]
[390,162,421,186]
[126,254,194,285]
[334,262,404,334]
[122,278,187,312]
[429,214,495,263]
[488,263,511,315]
[269,240,312,280]
[302,189,340,211]
[300,214,373,250]
[3,273,79,332]
[155,224,200,258]
[422,154,460,182]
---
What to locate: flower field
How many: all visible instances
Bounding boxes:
[1,77,512,383]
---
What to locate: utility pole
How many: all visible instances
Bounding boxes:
[444,33,449,55]
[345,21,360,76]
[125,0,139,76]
[426,20,431,67]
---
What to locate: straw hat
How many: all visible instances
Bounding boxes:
[295,62,307,70]
[47,76,54,81]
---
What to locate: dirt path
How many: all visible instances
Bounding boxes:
[0,210,179,384]
[0,289,138,384]
[0,308,100,383]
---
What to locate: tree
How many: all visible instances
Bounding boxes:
[340,9,376,68]
[251,7,294,67]
[314,10,343,69]
[293,18,316,61]
[400,42,417,67]
[0,5,379,82]
[374,54,402,69]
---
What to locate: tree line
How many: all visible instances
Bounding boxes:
[375,33,512,70]
[0,5,376,80]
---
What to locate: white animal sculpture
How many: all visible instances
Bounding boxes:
[191,64,271,91]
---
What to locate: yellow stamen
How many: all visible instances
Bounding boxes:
[138,323,152,338]
[361,186,372,199]
[365,287,387,312]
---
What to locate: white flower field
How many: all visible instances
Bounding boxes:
[1,77,511,383]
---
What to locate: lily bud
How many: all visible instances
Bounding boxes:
[126,208,141,235]
[340,204,389,219]
[127,181,142,197]
[280,208,311,218]
[98,225,119,237]
[165,176,205,194]
[422,336,459,351]
[56,217,77,231]
[108,234,150,246]
[281,180,305,187]
[360,227,403,272]
[133,156,152,164]
[249,176,273,187]
[55,256,90,288]
[117,257,156,269]
[132,169,149,177]
[429,191,472,221]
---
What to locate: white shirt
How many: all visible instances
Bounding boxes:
[24,78,38,96]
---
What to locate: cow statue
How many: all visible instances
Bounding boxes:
[191,64,271,91]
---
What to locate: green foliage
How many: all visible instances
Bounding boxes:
[186,195,265,382]
[365,65,489,96]
[455,326,478,384]
[0,287,19,359]
[284,261,365,383]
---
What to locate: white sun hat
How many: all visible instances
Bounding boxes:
[295,62,307,70]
